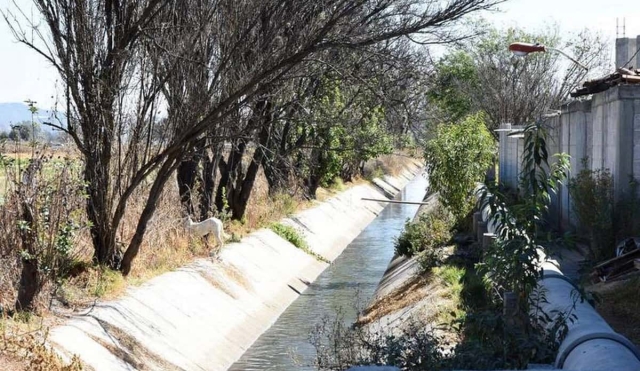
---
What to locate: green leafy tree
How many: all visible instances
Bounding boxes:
[427,51,478,122]
[478,121,570,300]
[424,112,495,220]
[9,121,36,141]
[430,23,610,132]
[303,79,392,196]
[475,121,571,367]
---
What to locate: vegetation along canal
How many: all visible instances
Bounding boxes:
[230,173,428,370]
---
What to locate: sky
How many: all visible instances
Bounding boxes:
[0,0,639,109]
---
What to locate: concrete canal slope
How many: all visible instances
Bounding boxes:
[357,194,440,333]
[49,159,423,371]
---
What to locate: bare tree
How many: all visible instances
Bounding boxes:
[6,0,503,275]
[429,23,611,131]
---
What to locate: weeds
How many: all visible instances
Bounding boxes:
[1,316,83,370]
[395,203,454,267]
[270,223,329,263]
[568,160,615,261]
[363,161,385,181]
[270,223,307,249]
[311,310,444,371]
[0,149,87,312]
[329,177,345,191]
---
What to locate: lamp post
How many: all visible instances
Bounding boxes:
[508,42,589,72]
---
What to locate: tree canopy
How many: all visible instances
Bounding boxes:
[4,0,502,274]
[428,22,610,131]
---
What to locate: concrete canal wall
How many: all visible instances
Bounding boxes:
[49,160,424,371]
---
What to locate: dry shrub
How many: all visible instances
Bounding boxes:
[1,322,82,371]
[378,154,412,177]
[363,153,416,180]
[0,148,88,313]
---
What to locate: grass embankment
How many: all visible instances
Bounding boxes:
[591,277,640,346]
[332,199,553,370]
[0,151,418,370]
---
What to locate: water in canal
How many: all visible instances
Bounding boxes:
[230,173,428,370]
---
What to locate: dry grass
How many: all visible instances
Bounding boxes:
[357,274,435,326]
[357,260,464,328]
[1,152,418,319]
[0,315,83,371]
[56,153,417,306]
[591,277,640,346]
[85,319,180,370]
[1,153,420,310]
[0,149,418,368]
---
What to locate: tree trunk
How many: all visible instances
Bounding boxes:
[15,195,40,311]
[216,139,246,213]
[15,258,39,312]
[177,157,199,216]
[199,145,221,219]
[230,101,273,219]
[305,175,321,200]
[304,148,325,199]
[85,152,120,268]
[263,156,292,196]
[121,158,180,275]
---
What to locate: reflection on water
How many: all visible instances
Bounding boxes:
[229,174,428,371]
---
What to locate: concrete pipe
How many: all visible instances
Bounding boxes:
[537,262,640,370]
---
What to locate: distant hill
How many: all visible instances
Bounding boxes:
[0,102,65,134]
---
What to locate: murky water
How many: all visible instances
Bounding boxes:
[230,173,428,370]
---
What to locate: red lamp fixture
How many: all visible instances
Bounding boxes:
[508,42,546,56]
[508,42,588,72]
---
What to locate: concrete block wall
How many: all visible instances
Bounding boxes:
[498,123,525,191]
[498,85,640,231]
[616,36,640,69]
[549,99,592,230]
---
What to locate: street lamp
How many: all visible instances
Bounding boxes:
[508,42,589,72]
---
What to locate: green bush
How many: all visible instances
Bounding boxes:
[424,113,496,222]
[270,223,307,250]
[568,162,615,261]
[395,204,454,267]
[270,223,329,263]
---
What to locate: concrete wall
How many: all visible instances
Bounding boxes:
[497,85,640,230]
[49,160,424,371]
[497,123,525,191]
[616,36,640,69]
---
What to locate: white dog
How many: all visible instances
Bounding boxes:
[184,216,225,249]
